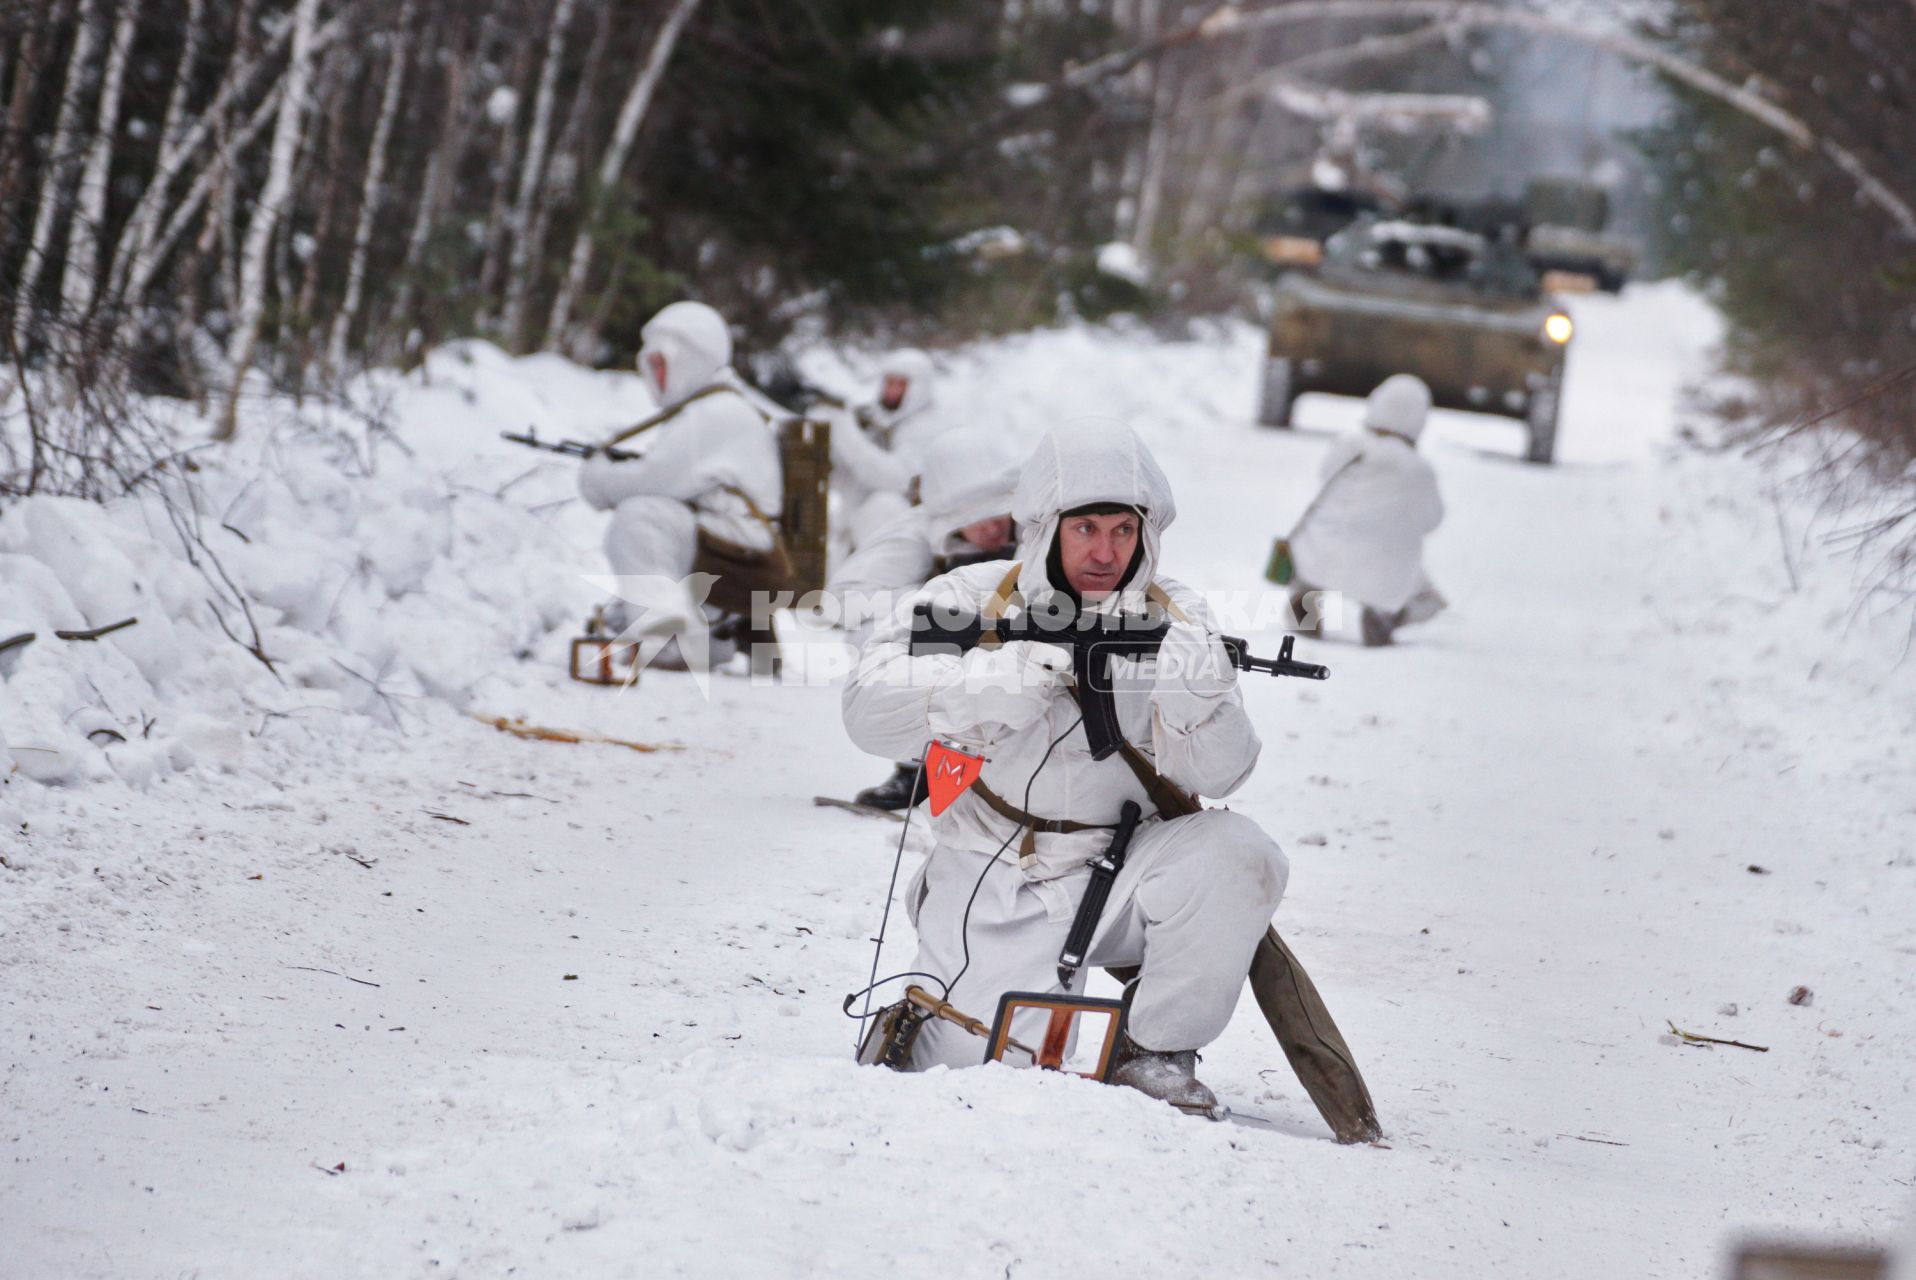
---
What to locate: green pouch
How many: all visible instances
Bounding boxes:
[1265,536,1295,586]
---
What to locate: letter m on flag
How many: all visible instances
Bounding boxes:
[924,741,985,816]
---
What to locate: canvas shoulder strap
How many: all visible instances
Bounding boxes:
[717,483,780,534]
[603,383,741,447]
[983,563,1023,620]
[1145,582,1192,624]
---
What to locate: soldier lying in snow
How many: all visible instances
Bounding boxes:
[842,420,1289,1116]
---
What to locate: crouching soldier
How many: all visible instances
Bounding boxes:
[842,420,1289,1116]
[578,301,782,664]
[829,348,945,552]
[829,426,1023,809]
[1283,374,1446,646]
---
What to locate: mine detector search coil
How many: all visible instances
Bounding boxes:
[906,604,1330,761]
[857,986,1130,1082]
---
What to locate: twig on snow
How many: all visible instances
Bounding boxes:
[1555,1133,1630,1147]
[284,964,381,988]
[1667,1020,1770,1052]
[54,617,139,641]
[468,712,683,754]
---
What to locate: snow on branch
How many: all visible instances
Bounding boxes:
[1212,0,1916,238]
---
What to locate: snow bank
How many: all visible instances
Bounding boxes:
[0,341,650,796]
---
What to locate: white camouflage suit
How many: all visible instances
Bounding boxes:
[578,302,782,635]
[826,425,1024,640]
[842,421,1289,1068]
[1289,374,1445,618]
[829,348,947,551]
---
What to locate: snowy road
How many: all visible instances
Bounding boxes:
[5,288,1914,1277]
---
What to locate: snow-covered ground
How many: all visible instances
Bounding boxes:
[4,285,1914,1278]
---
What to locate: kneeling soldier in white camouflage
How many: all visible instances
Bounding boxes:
[842,420,1289,1116]
[578,300,782,659]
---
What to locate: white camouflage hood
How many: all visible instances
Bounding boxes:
[639,301,733,407]
[875,347,936,419]
[1011,419,1175,610]
[918,427,1021,544]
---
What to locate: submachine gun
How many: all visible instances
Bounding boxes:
[906,602,1329,761]
[499,429,635,462]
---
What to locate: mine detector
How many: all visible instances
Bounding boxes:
[851,608,1384,1143]
[505,393,832,684]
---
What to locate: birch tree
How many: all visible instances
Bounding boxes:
[475,44,533,306]
[0,7,49,250]
[60,0,142,322]
[498,0,579,350]
[12,0,102,351]
[517,0,611,350]
[220,0,321,440]
[388,46,476,353]
[545,0,705,352]
[101,7,342,320]
[326,4,413,373]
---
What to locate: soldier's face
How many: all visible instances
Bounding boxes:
[644,351,669,398]
[880,374,910,411]
[959,515,1013,551]
[1057,511,1139,600]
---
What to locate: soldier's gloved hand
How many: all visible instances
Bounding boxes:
[927,641,1072,738]
[1151,622,1236,733]
[578,454,637,511]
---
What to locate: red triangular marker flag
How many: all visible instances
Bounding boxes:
[924,740,984,816]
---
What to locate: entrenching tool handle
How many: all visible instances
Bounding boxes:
[1056,801,1144,986]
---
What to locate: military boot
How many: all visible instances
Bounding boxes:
[1108,1030,1225,1120]
[1359,606,1396,648]
[854,762,922,811]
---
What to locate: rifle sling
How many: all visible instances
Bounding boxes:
[610,382,792,579]
[602,382,741,447]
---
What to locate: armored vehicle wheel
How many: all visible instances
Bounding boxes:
[1257,356,1296,428]
[1525,372,1562,465]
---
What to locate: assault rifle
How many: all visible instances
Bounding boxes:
[907,602,1329,761]
[499,428,636,462]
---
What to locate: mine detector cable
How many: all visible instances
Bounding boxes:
[844,714,1086,1051]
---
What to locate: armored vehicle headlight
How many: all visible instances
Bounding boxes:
[1544,312,1574,345]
